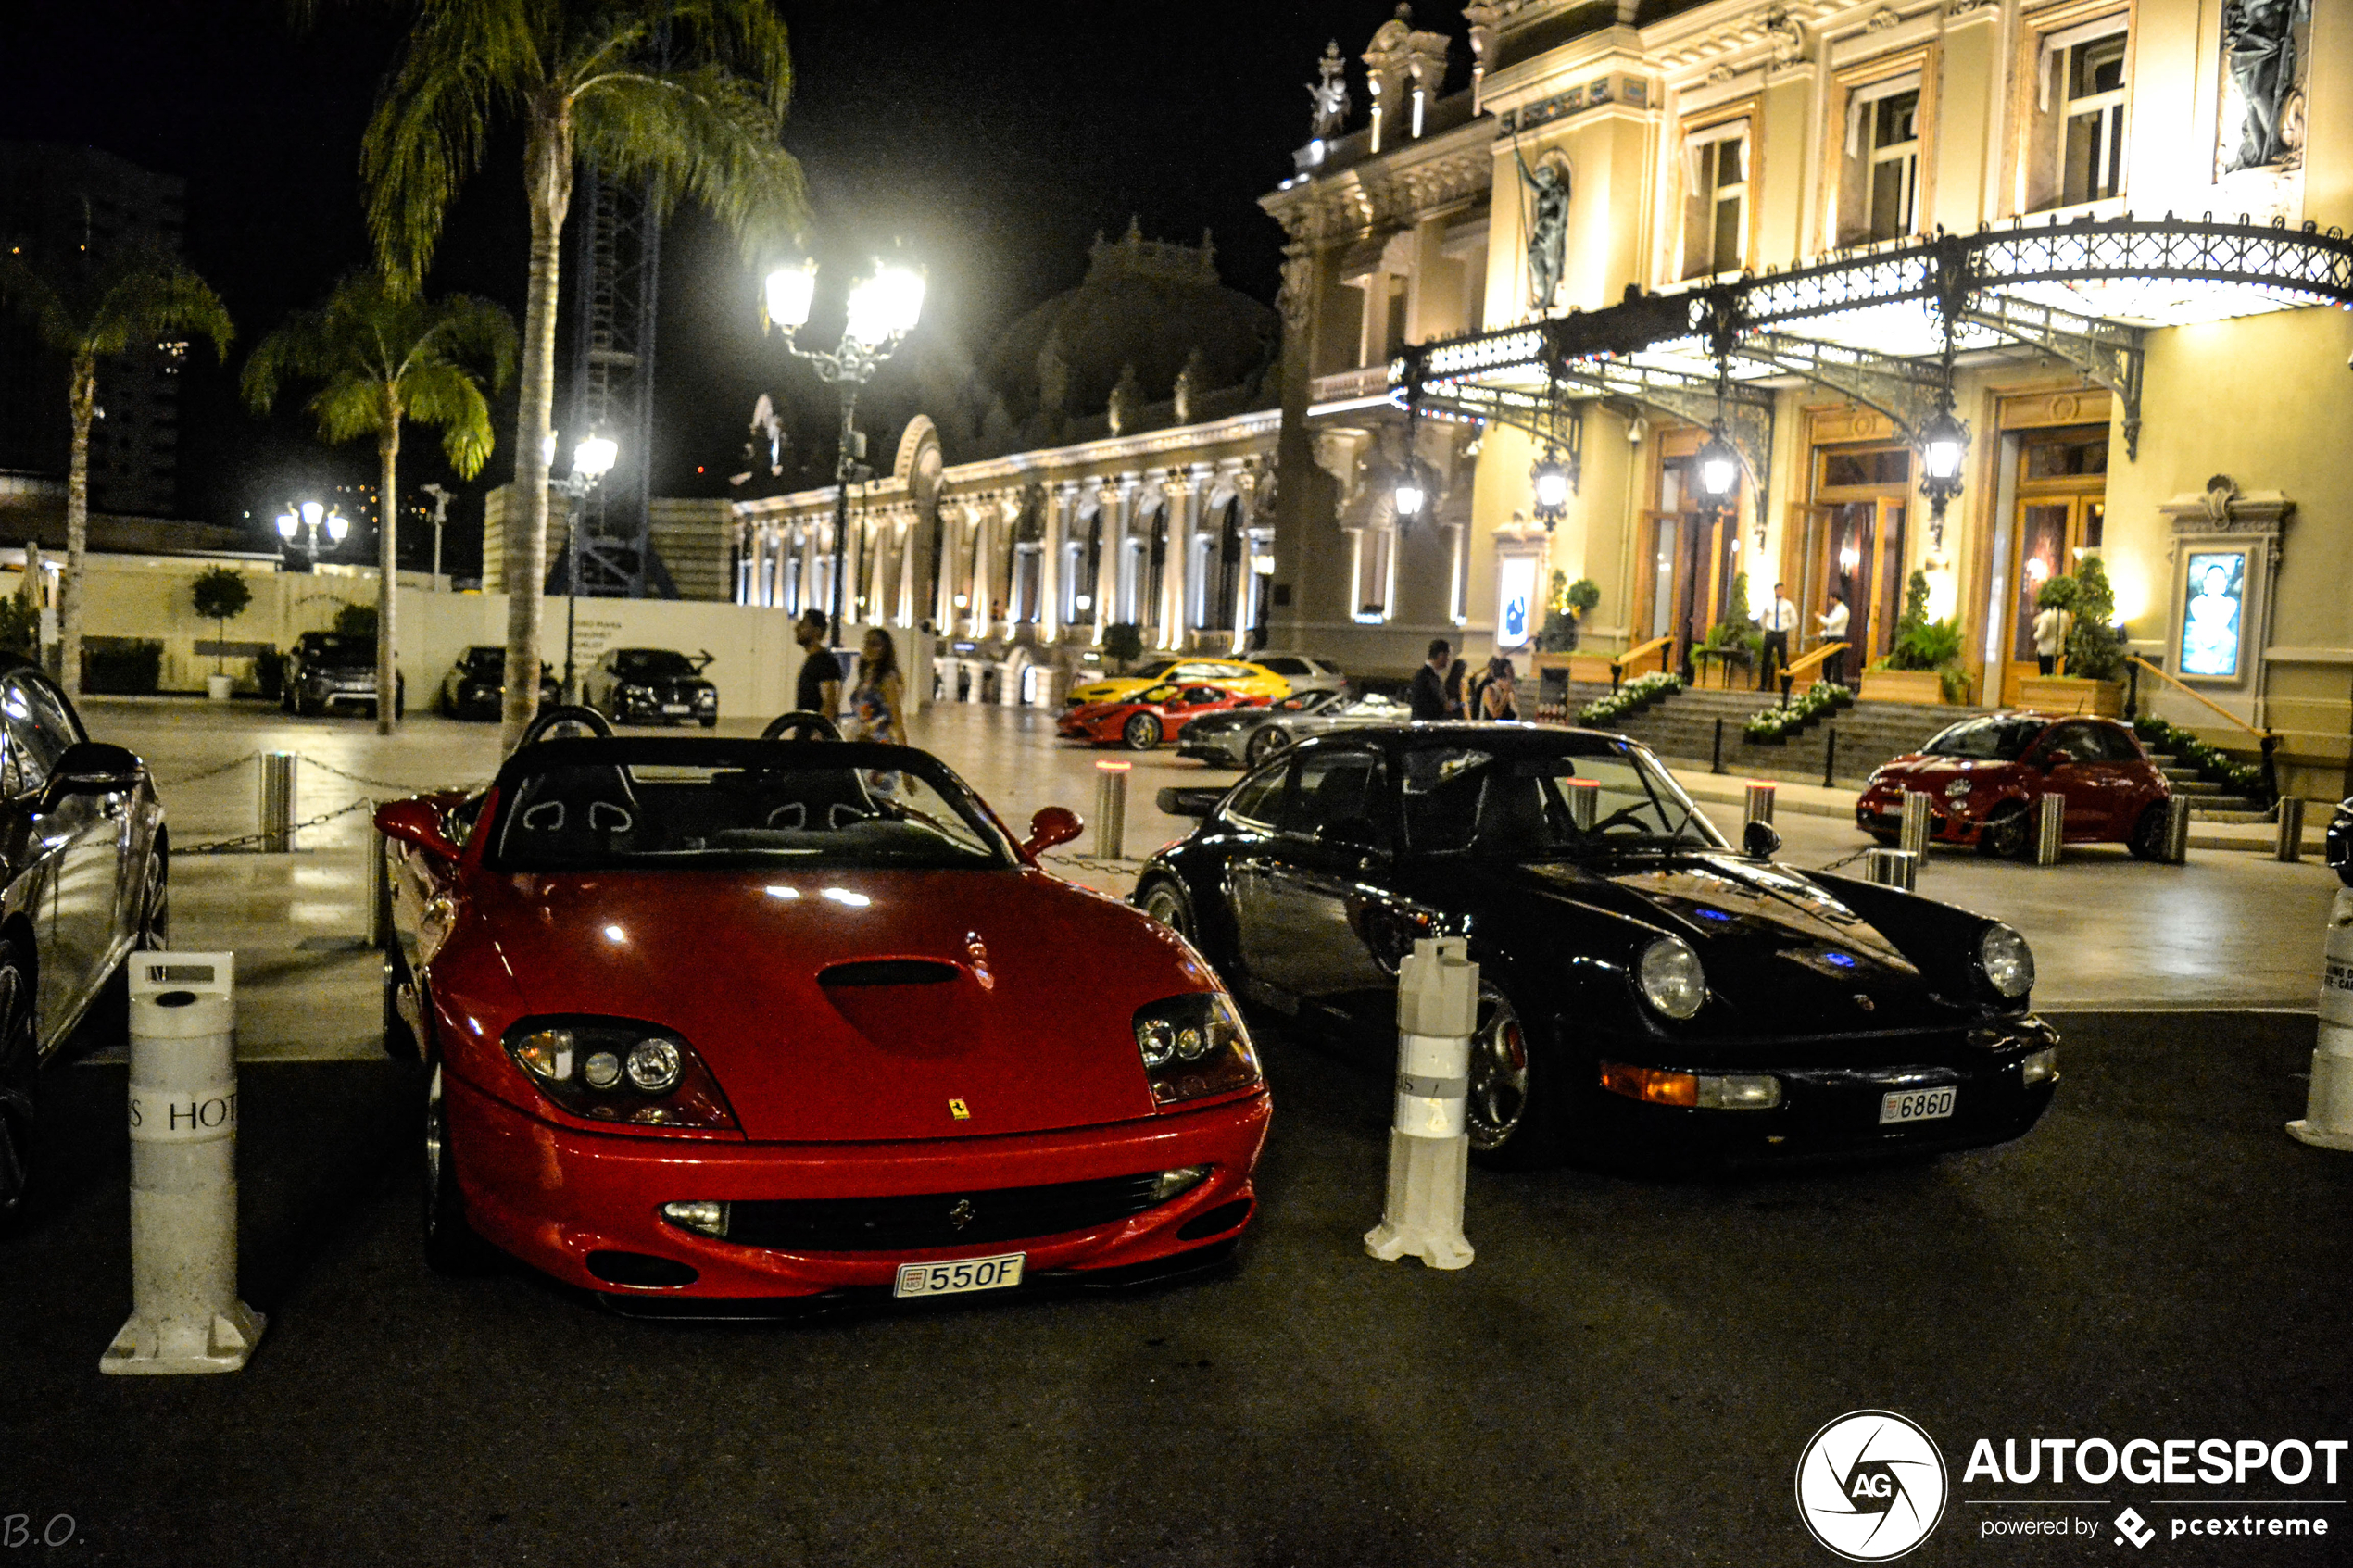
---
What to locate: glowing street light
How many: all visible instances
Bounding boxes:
[1694,426,1742,508]
[551,431,617,702]
[1529,446,1572,530]
[274,501,347,568]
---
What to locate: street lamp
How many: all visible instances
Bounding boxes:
[419,483,453,587]
[552,433,618,703]
[1529,446,1572,530]
[1917,404,1969,547]
[273,500,349,570]
[763,255,925,642]
[1694,427,1742,509]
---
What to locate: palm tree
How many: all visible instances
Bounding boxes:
[346,0,806,747]
[0,240,232,698]
[244,273,518,734]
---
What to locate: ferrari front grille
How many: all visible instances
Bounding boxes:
[724,1173,1168,1252]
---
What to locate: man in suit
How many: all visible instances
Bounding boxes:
[1409,638,1451,720]
[1759,581,1799,689]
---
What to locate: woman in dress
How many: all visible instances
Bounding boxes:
[1480,656,1519,721]
[847,628,906,746]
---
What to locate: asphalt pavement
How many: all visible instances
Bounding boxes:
[6,1010,2347,1567]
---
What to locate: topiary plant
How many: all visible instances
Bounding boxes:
[333,601,379,640]
[2063,554,2122,681]
[1101,621,1144,673]
[191,565,253,675]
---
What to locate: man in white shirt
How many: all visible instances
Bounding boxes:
[1818,591,1852,685]
[1758,581,1799,690]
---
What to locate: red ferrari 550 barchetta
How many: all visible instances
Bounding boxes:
[1056,682,1266,750]
[376,730,1269,1311]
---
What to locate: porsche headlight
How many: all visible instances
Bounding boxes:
[1132,992,1260,1106]
[1977,923,2035,999]
[503,1019,737,1129]
[1637,936,1706,1021]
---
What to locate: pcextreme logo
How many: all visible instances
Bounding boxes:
[1796,1410,1951,1562]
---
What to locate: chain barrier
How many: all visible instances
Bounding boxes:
[152,752,261,788]
[1814,846,1877,875]
[182,797,379,857]
[1041,851,1146,878]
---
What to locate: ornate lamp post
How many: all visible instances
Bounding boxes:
[273,500,349,570]
[763,257,925,642]
[1529,447,1572,530]
[551,432,617,703]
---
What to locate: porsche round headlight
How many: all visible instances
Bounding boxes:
[1137,1020,1176,1068]
[582,1050,622,1090]
[1978,922,2034,998]
[625,1037,682,1093]
[1637,936,1706,1021]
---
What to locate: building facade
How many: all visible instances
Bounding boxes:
[1263,0,2349,797]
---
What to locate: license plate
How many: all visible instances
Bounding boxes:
[661,703,688,714]
[893,1252,1026,1298]
[1879,1087,1957,1124]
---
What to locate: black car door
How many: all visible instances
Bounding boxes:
[3,672,120,1049]
[1232,743,1403,1022]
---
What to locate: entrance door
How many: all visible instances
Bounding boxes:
[1813,497,1906,667]
[1641,508,1736,674]
[2002,495,2107,706]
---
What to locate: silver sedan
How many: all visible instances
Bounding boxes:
[1176,690,1414,769]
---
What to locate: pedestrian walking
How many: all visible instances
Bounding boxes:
[1759,581,1798,689]
[1409,638,1451,720]
[2032,599,2072,676]
[793,609,841,718]
[847,628,906,746]
[1817,591,1851,686]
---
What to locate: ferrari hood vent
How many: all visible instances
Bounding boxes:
[819,959,960,987]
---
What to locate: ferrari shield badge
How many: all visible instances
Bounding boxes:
[948,1098,971,1120]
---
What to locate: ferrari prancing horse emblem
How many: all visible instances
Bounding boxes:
[949,1198,976,1230]
[948,1098,970,1120]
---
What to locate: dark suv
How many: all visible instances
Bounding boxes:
[281,632,403,719]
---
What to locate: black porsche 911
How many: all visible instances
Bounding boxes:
[1135,723,2058,1171]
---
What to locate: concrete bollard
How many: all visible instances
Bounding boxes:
[2034,792,2065,866]
[1866,847,1919,892]
[2163,797,2194,864]
[1744,782,1776,827]
[2287,886,2353,1151]
[258,751,296,853]
[1093,759,1129,860]
[1566,777,1599,834]
[101,954,265,1375]
[1365,936,1477,1271]
[1898,790,1932,866]
[2276,796,2307,863]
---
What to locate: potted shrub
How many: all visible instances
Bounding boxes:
[1858,570,1966,704]
[2019,556,2125,716]
[1101,621,1144,674]
[191,565,252,700]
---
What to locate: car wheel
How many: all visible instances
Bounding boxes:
[1467,985,1558,1171]
[699,715,718,729]
[1867,830,1898,847]
[1138,877,1193,937]
[132,839,168,951]
[1123,713,1163,750]
[2127,802,2171,861]
[382,952,419,1061]
[422,1061,496,1276]
[1981,803,2033,859]
[0,945,35,1232]
[1245,726,1290,768]
[394,680,406,721]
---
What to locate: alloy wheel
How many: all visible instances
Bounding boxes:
[1466,988,1531,1153]
[1124,713,1162,750]
[1139,881,1191,937]
[1246,726,1290,768]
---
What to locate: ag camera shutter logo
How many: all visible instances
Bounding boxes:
[1795,1410,1949,1561]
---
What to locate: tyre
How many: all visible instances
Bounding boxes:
[1980,803,2033,859]
[1867,830,1899,847]
[1138,877,1193,938]
[2126,802,2171,862]
[1466,984,1561,1172]
[1123,712,1163,750]
[394,678,406,721]
[132,838,169,951]
[382,951,418,1061]
[422,1062,497,1275]
[0,942,38,1233]
[1245,725,1290,768]
[698,715,718,729]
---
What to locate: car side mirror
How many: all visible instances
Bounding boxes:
[1316,815,1383,855]
[375,797,460,862]
[1155,786,1225,819]
[1023,805,1083,858]
[41,741,143,808]
[1743,820,1782,859]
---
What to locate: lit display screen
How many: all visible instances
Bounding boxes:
[2178,550,2246,680]
[1497,558,1537,649]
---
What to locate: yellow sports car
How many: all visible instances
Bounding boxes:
[1065,658,1291,708]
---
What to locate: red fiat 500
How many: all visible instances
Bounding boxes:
[1856,712,2175,859]
[1057,683,1266,751]
[377,732,1269,1311]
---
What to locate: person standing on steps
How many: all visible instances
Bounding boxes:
[794,609,841,720]
[2032,597,2073,677]
[1817,591,1852,686]
[1759,582,1798,690]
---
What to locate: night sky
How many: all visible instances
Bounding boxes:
[0,0,1474,571]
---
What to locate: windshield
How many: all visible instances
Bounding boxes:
[1340,694,1408,716]
[489,742,1015,873]
[302,634,370,665]
[461,647,503,671]
[1401,743,1726,858]
[1923,716,2045,760]
[614,649,697,681]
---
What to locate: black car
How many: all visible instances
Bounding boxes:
[437,646,559,721]
[281,632,404,719]
[0,660,171,1226]
[2327,797,2352,888]
[1135,723,2058,1171]
[585,647,718,727]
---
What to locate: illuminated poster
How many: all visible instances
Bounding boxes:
[1497,557,1537,648]
[2179,550,2246,679]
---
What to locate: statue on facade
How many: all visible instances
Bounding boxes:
[1515,142,1570,313]
[1307,41,1350,140]
[2220,0,2310,172]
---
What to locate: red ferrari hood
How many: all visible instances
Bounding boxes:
[474,867,1212,1142]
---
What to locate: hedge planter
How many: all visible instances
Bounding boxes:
[1857,668,1951,705]
[2018,675,2123,717]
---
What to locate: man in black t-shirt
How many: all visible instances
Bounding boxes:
[1408,637,1451,721]
[793,610,841,717]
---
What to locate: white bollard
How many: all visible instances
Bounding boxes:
[2287,886,2353,1151]
[1365,936,1477,1271]
[1898,790,1933,865]
[1094,759,1129,860]
[1744,781,1776,826]
[100,954,266,1375]
[2034,791,2066,866]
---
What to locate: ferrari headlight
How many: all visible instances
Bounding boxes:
[502,1018,736,1130]
[1977,922,2035,999]
[1637,936,1706,1021]
[1944,778,1972,799]
[1132,992,1260,1107]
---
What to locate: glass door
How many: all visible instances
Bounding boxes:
[2002,494,2105,705]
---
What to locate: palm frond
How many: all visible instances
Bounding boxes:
[421,292,521,392]
[401,359,498,477]
[575,63,807,263]
[309,373,394,445]
[84,253,235,362]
